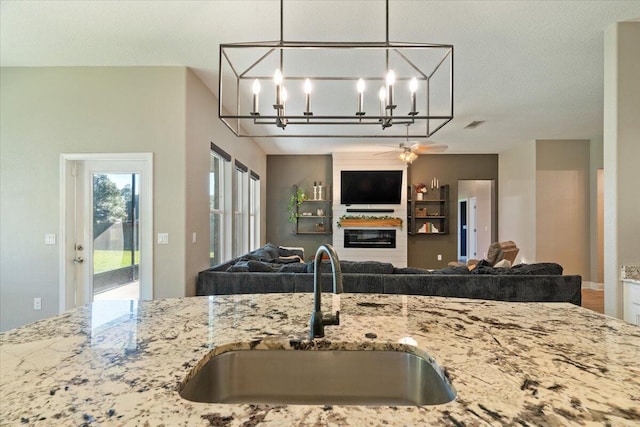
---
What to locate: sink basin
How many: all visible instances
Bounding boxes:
[179,350,456,406]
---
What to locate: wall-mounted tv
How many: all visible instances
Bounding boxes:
[340,170,403,205]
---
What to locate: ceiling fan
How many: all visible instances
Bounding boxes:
[376,138,447,164]
[375,124,448,164]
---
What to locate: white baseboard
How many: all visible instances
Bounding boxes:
[582,281,604,290]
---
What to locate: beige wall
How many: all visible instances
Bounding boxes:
[498,141,536,264]
[603,22,640,318]
[184,70,267,295]
[536,140,590,278]
[499,139,593,279]
[0,66,266,331]
[589,137,604,285]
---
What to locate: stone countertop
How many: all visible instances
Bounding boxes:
[1,294,639,426]
[621,265,640,281]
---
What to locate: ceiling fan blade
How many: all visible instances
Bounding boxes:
[413,144,448,153]
[373,150,399,156]
[409,141,436,150]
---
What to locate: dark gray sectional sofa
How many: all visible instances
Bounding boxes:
[196,244,582,305]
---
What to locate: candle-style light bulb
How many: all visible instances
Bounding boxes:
[274,69,283,106]
[409,77,418,93]
[356,78,365,115]
[251,79,261,114]
[386,69,396,86]
[379,86,387,117]
[303,79,312,115]
[409,77,418,114]
[379,86,386,101]
[274,69,283,85]
[386,69,395,107]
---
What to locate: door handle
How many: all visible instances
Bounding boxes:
[73,257,84,264]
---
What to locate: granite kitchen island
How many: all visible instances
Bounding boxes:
[1,293,639,426]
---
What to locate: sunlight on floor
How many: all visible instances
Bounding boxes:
[94,281,139,301]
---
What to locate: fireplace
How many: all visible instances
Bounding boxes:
[343,229,396,249]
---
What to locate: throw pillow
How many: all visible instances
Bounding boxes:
[249,242,280,260]
[493,259,512,269]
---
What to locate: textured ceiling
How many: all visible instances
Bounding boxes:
[2,0,639,154]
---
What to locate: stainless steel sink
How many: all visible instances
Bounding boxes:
[179,350,456,406]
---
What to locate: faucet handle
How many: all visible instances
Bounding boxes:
[322,310,340,326]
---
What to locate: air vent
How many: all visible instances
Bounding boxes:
[464,120,485,129]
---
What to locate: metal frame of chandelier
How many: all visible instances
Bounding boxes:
[218,0,454,138]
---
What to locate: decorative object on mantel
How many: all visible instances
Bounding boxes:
[287,187,306,223]
[218,0,454,138]
[414,183,428,200]
[337,215,403,229]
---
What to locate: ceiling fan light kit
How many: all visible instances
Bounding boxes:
[399,149,418,164]
[219,0,454,139]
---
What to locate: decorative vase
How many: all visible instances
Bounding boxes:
[416,193,424,201]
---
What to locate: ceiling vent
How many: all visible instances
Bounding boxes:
[464,120,485,129]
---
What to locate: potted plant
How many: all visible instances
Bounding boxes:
[287,187,306,223]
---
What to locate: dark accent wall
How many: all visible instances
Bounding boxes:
[266,155,333,260]
[408,154,499,269]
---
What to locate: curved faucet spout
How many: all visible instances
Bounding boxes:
[310,244,343,339]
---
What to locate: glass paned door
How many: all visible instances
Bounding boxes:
[92,173,140,301]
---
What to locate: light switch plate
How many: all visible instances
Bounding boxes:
[157,233,169,244]
[44,233,56,245]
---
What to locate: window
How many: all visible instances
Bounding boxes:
[249,171,261,250]
[233,160,249,257]
[210,144,231,266]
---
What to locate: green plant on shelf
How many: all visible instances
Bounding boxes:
[287,187,307,223]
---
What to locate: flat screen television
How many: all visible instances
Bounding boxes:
[340,170,403,205]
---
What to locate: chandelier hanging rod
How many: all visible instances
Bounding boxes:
[277,0,393,45]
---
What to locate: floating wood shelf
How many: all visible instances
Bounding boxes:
[339,218,402,228]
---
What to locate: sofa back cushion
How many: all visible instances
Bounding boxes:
[472,262,564,275]
[307,260,395,275]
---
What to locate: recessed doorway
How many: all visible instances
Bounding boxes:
[457,180,495,261]
[60,153,153,311]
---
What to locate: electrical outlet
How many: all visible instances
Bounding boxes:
[437,254,442,261]
[157,233,169,244]
[33,297,41,310]
[44,233,56,245]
